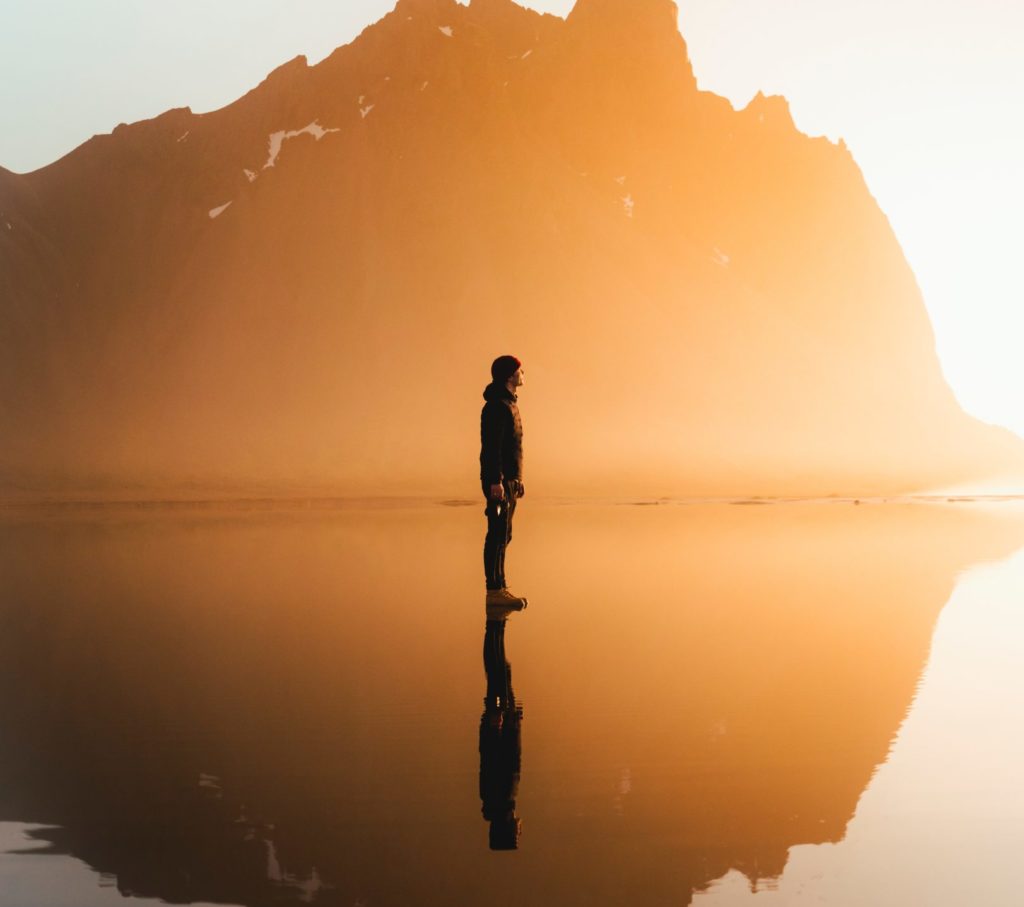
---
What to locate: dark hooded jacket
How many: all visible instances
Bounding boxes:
[480,382,523,487]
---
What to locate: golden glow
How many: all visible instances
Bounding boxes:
[2,0,1022,498]
[677,0,1024,437]
[4,1,1020,435]
[1,500,1022,901]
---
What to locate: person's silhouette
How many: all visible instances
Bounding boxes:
[480,355,528,611]
[479,617,523,850]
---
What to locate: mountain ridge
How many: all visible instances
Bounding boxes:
[1,0,1021,498]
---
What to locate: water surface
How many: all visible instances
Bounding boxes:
[1,500,1022,905]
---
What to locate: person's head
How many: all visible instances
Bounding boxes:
[491,355,524,392]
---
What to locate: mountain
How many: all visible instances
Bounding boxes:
[1,0,1020,498]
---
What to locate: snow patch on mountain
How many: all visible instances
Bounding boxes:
[177,131,189,143]
[360,105,375,119]
[244,169,257,183]
[209,202,232,219]
[438,26,453,37]
[712,247,730,266]
[263,121,340,169]
[623,195,634,218]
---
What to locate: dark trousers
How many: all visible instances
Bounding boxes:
[483,481,517,591]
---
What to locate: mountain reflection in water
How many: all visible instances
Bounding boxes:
[0,500,1022,906]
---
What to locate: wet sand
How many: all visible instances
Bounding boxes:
[1,500,1023,906]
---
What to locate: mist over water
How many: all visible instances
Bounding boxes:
[1,501,1023,905]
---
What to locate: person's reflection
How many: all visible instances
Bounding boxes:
[479,615,522,851]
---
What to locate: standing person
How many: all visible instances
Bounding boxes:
[480,356,528,610]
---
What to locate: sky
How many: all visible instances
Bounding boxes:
[2,0,1023,438]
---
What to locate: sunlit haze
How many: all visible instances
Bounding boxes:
[3,0,1023,441]
[5,7,1024,899]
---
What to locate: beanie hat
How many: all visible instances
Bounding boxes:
[490,355,522,384]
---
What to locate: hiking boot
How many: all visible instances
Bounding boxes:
[486,588,528,616]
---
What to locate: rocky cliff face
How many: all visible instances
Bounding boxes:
[1,0,1019,498]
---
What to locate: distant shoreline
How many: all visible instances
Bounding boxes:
[3,494,1024,513]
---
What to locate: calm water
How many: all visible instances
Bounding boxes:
[1,500,1023,906]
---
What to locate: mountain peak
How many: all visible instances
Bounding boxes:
[560,0,696,100]
[469,0,531,11]
[567,0,679,30]
[467,0,554,30]
[4,0,1020,497]
[744,91,796,130]
[394,0,460,16]
[258,54,309,90]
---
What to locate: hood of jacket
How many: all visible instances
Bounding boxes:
[483,382,517,404]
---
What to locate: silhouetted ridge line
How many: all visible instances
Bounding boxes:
[1,0,1021,497]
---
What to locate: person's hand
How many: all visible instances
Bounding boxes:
[489,483,505,501]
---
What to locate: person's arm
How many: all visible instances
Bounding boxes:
[480,403,506,498]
